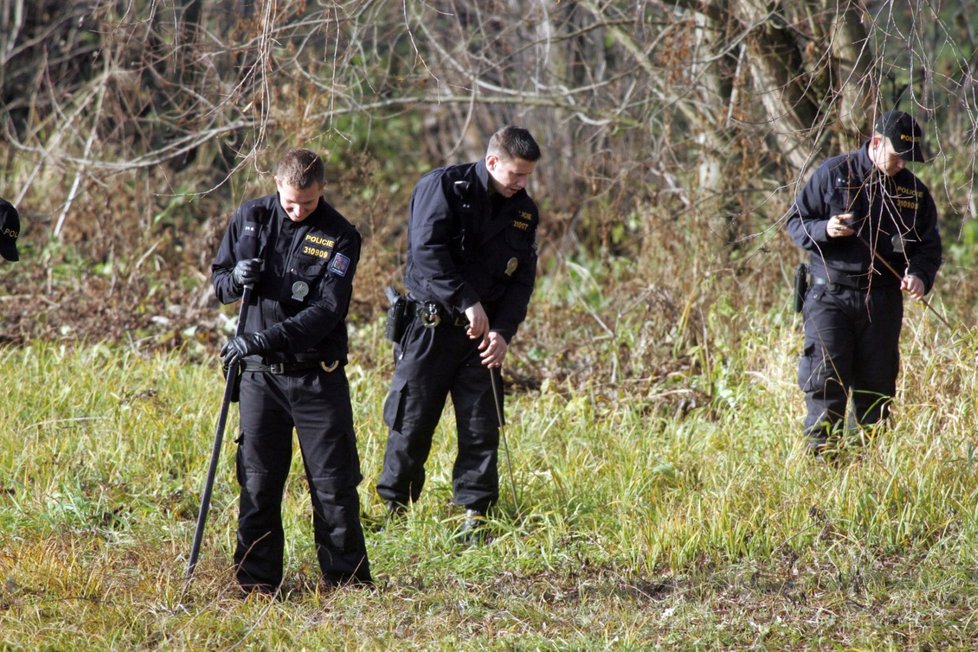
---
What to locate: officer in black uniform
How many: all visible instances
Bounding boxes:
[211,147,371,592]
[0,199,20,262]
[786,111,942,454]
[376,126,542,535]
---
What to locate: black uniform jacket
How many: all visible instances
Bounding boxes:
[403,159,538,343]
[211,193,361,365]
[786,143,942,293]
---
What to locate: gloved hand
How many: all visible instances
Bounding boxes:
[221,332,268,368]
[232,258,263,288]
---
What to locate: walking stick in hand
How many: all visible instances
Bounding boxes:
[489,366,521,516]
[186,284,253,580]
[853,232,952,330]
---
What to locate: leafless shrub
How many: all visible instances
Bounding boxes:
[1,1,974,384]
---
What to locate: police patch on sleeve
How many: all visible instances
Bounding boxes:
[329,252,351,277]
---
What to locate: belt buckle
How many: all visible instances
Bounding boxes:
[268,362,285,374]
[420,302,441,327]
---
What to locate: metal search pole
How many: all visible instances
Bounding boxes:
[186,284,253,580]
[489,366,520,516]
[854,233,952,330]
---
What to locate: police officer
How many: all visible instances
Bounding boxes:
[211,148,371,592]
[0,199,20,262]
[786,111,942,454]
[377,126,542,536]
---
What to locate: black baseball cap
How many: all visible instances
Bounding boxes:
[875,111,927,162]
[0,199,19,262]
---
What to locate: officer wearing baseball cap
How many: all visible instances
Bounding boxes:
[876,110,927,162]
[0,199,20,262]
[786,110,942,455]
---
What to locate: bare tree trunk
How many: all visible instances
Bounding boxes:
[1,0,972,255]
[828,1,877,142]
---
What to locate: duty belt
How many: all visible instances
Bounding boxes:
[812,275,892,292]
[242,360,340,374]
[413,300,469,328]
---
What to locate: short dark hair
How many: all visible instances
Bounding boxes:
[276,148,325,188]
[487,126,541,162]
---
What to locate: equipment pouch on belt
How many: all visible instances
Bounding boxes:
[384,285,408,342]
[794,263,809,313]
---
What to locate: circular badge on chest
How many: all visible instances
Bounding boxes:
[291,281,310,301]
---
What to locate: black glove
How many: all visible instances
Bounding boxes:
[221,332,268,368]
[232,258,263,288]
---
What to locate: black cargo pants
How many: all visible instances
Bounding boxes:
[235,367,371,590]
[376,316,501,513]
[798,280,903,443]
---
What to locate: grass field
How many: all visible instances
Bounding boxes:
[2,290,978,650]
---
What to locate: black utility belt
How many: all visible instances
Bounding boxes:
[242,360,340,374]
[411,300,469,328]
[812,275,895,292]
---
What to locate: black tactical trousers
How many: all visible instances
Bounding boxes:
[798,281,903,443]
[235,368,371,590]
[377,317,501,513]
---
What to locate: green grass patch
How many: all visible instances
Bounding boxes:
[3,303,978,648]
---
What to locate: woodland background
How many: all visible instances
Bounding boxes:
[4,2,978,649]
[1,0,976,388]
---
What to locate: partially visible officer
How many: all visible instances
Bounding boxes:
[211,147,371,593]
[0,198,20,261]
[376,125,542,537]
[786,110,942,454]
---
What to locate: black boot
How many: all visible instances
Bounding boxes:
[366,500,407,533]
[386,500,407,519]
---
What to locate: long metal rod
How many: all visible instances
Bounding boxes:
[489,366,520,516]
[854,233,952,330]
[186,285,252,580]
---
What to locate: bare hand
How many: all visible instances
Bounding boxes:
[465,302,489,340]
[901,274,925,301]
[479,331,508,368]
[827,213,855,239]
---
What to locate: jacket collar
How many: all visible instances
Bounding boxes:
[852,143,875,177]
[475,158,491,194]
